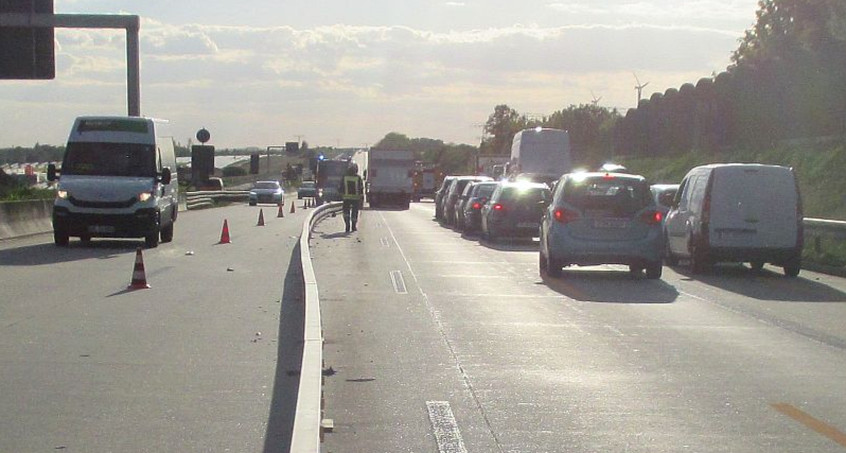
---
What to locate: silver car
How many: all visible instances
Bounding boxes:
[249,180,285,206]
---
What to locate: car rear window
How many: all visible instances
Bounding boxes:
[474,184,497,199]
[499,186,550,203]
[562,177,651,215]
[255,182,279,190]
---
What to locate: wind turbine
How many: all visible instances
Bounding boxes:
[590,90,602,107]
[634,73,649,105]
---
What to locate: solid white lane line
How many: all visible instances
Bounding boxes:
[426,401,469,453]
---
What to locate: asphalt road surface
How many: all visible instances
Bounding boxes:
[0,202,309,452]
[312,201,846,453]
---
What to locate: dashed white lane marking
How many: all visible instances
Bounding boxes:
[426,401,469,453]
[390,270,408,294]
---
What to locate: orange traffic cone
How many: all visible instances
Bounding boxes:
[277,203,285,218]
[290,201,296,214]
[257,209,265,226]
[219,219,231,244]
[128,247,150,289]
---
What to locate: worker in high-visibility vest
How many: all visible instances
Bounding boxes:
[339,164,364,233]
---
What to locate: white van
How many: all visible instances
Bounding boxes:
[664,163,803,276]
[48,116,178,248]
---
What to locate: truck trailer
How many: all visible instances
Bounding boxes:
[366,149,414,209]
[509,127,572,183]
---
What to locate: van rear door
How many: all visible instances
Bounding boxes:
[708,165,799,249]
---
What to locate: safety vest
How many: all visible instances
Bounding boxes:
[342,175,362,200]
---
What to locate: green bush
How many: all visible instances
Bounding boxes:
[0,186,56,201]
[222,166,247,177]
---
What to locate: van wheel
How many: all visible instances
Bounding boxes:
[783,257,801,277]
[645,262,663,279]
[160,222,174,243]
[54,229,69,247]
[145,231,160,248]
[629,265,643,277]
[664,241,678,266]
[690,246,710,274]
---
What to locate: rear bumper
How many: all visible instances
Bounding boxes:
[547,228,663,266]
[706,245,801,264]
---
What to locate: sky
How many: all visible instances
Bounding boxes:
[0,0,761,149]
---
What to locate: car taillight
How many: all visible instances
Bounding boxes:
[472,202,482,210]
[553,207,579,223]
[492,203,504,212]
[640,210,663,225]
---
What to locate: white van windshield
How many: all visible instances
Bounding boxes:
[63,142,156,177]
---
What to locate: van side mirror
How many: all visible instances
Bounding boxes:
[47,163,58,181]
[159,167,172,185]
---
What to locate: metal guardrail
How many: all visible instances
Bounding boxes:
[805,217,846,238]
[183,190,250,210]
[291,201,342,453]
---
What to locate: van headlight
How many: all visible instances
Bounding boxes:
[138,191,153,202]
[57,190,69,199]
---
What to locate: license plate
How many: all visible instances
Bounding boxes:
[517,222,538,228]
[88,225,115,234]
[594,219,628,229]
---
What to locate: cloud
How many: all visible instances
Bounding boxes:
[0,20,744,147]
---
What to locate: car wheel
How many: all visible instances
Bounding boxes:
[750,261,764,271]
[547,255,563,277]
[783,257,801,277]
[80,234,92,246]
[249,201,256,206]
[645,262,663,279]
[54,229,69,247]
[487,226,498,243]
[538,250,547,274]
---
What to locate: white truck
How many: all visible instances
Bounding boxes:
[509,127,572,184]
[47,116,178,248]
[365,149,414,209]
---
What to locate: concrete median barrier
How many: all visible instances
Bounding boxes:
[0,200,53,240]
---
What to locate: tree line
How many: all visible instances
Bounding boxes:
[480,0,846,166]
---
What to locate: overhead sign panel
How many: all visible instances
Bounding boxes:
[0,0,56,79]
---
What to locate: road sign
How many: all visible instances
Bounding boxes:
[0,0,55,79]
[196,128,211,144]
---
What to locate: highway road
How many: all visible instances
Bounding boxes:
[312,201,846,453]
[0,202,309,452]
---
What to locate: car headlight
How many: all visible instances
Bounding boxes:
[138,191,153,202]
[250,191,257,196]
[56,190,69,199]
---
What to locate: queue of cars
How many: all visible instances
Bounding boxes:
[435,162,805,280]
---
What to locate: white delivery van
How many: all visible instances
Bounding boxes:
[664,163,803,276]
[48,116,178,248]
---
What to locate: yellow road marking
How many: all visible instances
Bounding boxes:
[772,403,846,448]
